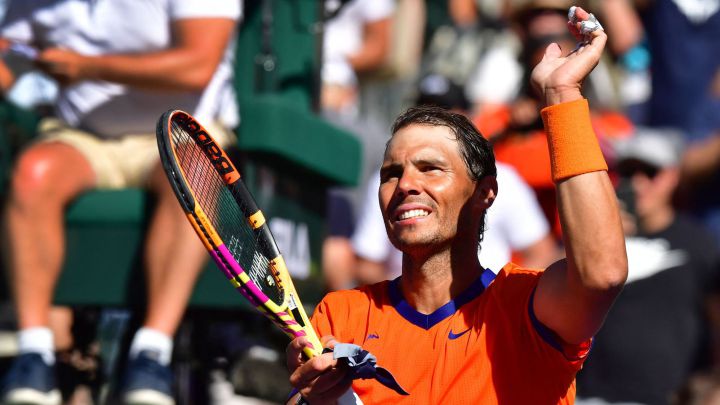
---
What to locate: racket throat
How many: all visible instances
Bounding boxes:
[288,293,307,328]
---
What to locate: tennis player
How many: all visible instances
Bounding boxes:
[287,7,626,404]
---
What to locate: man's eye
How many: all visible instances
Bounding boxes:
[380,168,402,181]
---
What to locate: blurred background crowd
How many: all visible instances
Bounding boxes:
[0,0,719,404]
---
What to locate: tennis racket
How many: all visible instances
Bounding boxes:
[156,109,322,359]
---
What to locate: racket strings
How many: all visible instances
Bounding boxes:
[169,122,283,305]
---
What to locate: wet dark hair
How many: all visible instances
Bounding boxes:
[390,105,497,181]
[388,105,497,242]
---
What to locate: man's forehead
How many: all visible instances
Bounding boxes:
[387,124,457,152]
[384,143,459,168]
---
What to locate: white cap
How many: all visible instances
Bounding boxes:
[613,127,685,168]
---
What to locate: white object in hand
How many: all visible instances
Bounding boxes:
[568,6,604,36]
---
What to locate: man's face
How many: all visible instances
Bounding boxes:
[379,124,482,254]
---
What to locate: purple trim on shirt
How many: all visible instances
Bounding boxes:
[527,287,593,360]
[388,269,496,330]
[528,288,564,353]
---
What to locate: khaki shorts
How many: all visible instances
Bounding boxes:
[36,118,235,189]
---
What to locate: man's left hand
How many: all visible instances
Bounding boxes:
[530,6,607,106]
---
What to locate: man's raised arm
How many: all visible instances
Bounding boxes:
[532,7,628,345]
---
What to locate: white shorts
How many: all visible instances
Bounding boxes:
[36,118,235,189]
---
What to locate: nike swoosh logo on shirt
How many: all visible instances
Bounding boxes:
[448,328,471,340]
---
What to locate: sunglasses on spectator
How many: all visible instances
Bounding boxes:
[615,159,660,179]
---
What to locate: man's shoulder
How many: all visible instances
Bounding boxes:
[488,263,544,296]
[311,280,392,336]
[495,263,544,280]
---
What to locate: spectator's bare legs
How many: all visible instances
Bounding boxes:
[48,307,74,352]
[140,163,207,336]
[125,163,207,368]
[3,142,95,363]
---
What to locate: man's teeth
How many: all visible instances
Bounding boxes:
[399,209,429,220]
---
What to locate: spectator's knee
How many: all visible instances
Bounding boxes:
[9,148,71,208]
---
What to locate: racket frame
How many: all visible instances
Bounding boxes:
[156,110,322,358]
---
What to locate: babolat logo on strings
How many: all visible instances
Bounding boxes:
[181,114,235,178]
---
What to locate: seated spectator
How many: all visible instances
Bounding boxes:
[0,2,240,404]
[575,128,720,404]
[597,0,720,246]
